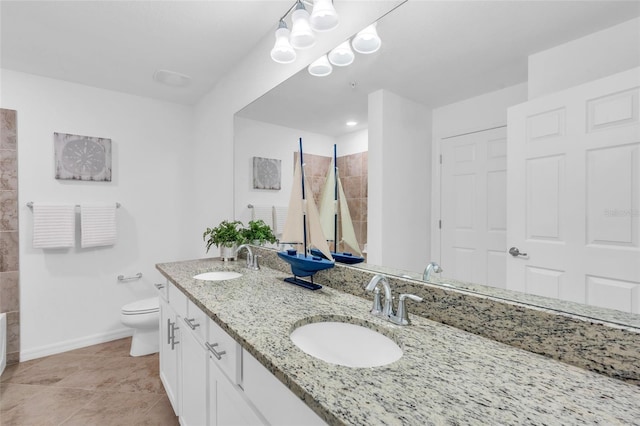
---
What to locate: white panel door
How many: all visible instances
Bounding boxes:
[440,127,508,287]
[507,68,640,313]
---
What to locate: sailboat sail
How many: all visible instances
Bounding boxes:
[337,175,362,256]
[318,147,363,257]
[281,153,333,261]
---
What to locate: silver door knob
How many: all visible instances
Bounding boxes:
[508,247,527,257]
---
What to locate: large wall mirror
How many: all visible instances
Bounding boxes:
[234,1,640,328]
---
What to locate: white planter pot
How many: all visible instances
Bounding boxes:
[220,244,237,261]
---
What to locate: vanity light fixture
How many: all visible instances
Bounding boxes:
[289,1,315,50]
[346,120,358,126]
[309,0,339,32]
[328,40,354,66]
[351,22,381,54]
[308,54,333,77]
[270,21,297,64]
[270,0,339,63]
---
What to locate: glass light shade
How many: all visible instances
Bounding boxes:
[308,55,333,77]
[310,0,339,32]
[290,5,315,50]
[328,41,354,67]
[270,26,296,64]
[352,23,381,54]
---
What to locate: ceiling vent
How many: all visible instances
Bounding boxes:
[153,70,192,87]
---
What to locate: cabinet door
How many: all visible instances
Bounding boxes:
[210,355,265,426]
[181,323,208,426]
[159,298,180,415]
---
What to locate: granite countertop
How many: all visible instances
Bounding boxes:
[157,258,640,426]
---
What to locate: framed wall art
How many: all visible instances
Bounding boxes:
[253,156,281,190]
[54,132,112,181]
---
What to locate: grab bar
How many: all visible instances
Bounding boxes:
[117,273,142,282]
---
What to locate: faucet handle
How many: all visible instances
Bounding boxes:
[389,293,423,326]
[370,287,383,315]
[250,254,261,270]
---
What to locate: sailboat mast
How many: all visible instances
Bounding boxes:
[299,138,308,256]
[333,144,338,252]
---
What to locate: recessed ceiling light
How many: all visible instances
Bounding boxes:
[346,121,358,126]
[153,69,192,87]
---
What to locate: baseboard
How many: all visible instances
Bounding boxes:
[20,328,133,362]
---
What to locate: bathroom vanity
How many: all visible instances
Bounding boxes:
[156,257,640,425]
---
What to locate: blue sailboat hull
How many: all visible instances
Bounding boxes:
[310,248,365,265]
[277,250,334,277]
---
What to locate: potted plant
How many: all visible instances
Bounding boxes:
[242,219,277,246]
[203,220,245,261]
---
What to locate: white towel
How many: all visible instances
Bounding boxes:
[273,205,288,238]
[80,203,116,248]
[32,203,76,249]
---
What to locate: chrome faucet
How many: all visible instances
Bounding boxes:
[389,294,423,326]
[235,244,260,270]
[364,274,394,317]
[422,262,443,281]
[364,274,423,326]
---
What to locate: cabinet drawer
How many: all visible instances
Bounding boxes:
[207,318,239,384]
[184,299,207,342]
[153,280,168,301]
[167,282,188,319]
[243,350,326,426]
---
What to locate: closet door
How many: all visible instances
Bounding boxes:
[440,126,508,287]
[507,68,640,312]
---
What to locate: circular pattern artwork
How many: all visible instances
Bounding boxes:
[54,132,112,181]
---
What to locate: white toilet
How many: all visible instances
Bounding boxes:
[120,297,160,356]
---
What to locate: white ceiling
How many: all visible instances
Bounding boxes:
[1,0,638,130]
[237,1,640,136]
[0,0,289,105]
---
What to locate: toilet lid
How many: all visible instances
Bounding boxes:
[122,297,159,315]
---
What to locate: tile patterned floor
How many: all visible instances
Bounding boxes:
[0,337,179,425]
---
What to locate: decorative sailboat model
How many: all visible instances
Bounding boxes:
[277,139,335,290]
[313,144,365,265]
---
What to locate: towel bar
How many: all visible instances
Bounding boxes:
[27,202,121,208]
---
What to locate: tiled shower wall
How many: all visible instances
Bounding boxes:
[297,151,368,255]
[0,108,19,365]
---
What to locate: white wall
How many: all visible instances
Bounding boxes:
[430,83,528,264]
[528,17,640,99]
[233,117,336,225]
[336,129,368,155]
[1,70,196,360]
[368,89,431,273]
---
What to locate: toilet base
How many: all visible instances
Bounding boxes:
[130,328,159,357]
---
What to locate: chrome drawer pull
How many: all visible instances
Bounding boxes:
[205,342,226,360]
[154,283,165,290]
[184,317,200,330]
[167,319,172,344]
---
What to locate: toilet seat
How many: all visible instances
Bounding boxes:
[121,297,159,315]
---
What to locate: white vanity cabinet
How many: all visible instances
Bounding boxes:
[158,280,325,426]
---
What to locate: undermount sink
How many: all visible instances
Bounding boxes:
[290,321,402,368]
[193,271,242,281]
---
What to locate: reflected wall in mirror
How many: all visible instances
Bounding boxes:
[234,1,640,326]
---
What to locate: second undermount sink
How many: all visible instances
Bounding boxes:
[290,321,402,368]
[193,271,242,281]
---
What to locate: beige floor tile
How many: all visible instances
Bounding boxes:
[134,393,180,426]
[1,386,95,426]
[3,354,96,386]
[61,390,161,426]
[0,382,47,412]
[0,358,41,382]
